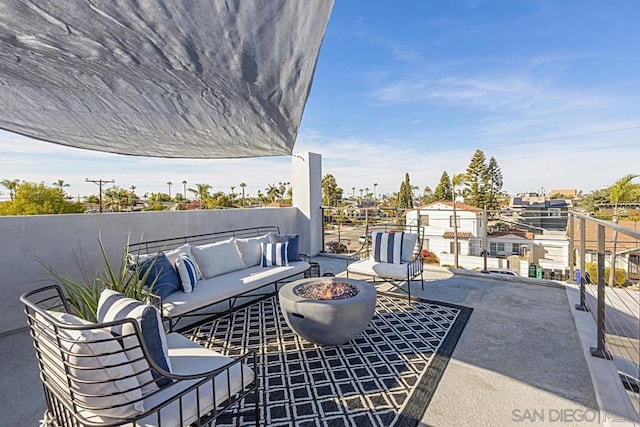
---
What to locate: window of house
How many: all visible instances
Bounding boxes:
[449,215,460,227]
[548,208,561,217]
[421,215,429,226]
[449,241,461,254]
[511,243,520,255]
[629,254,639,275]
[489,242,505,255]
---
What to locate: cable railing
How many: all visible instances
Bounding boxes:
[569,213,640,416]
[321,206,639,415]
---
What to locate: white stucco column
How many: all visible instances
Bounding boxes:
[292,152,322,256]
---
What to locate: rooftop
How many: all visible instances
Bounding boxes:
[3,256,638,426]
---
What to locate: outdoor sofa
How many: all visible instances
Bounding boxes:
[128,226,310,331]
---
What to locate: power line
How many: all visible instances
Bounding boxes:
[85,178,114,213]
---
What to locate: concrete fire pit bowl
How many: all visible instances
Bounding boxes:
[278,277,376,346]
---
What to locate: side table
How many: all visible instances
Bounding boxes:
[304,262,321,278]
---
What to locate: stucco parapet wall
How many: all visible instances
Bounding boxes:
[448,268,565,288]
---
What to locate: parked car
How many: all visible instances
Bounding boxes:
[486,269,519,276]
[358,235,372,245]
[324,240,348,253]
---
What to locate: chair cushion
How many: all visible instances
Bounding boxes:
[235,234,270,267]
[175,253,199,293]
[138,253,182,298]
[268,233,301,261]
[372,231,404,264]
[191,238,247,278]
[261,241,289,267]
[35,310,144,419]
[347,257,413,281]
[402,233,418,262]
[97,290,172,389]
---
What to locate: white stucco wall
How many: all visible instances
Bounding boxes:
[0,208,299,334]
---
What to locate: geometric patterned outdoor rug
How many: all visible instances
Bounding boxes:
[184,292,472,427]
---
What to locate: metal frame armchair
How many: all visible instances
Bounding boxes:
[346,224,424,302]
[21,285,259,426]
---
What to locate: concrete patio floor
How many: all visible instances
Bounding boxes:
[1,256,637,426]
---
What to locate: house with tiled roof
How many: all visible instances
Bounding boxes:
[570,219,640,281]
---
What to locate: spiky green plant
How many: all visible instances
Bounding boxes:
[40,235,157,322]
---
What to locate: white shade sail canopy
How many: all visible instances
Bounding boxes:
[0,0,333,158]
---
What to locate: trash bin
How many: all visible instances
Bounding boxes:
[575,269,581,284]
[528,264,537,278]
[536,266,543,279]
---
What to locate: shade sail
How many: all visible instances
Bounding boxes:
[0,0,333,158]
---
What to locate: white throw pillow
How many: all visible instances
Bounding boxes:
[163,244,193,267]
[402,233,418,262]
[191,238,247,278]
[36,310,144,418]
[235,234,269,267]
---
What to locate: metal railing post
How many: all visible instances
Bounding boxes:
[567,213,575,283]
[482,208,488,272]
[590,223,612,359]
[575,217,588,311]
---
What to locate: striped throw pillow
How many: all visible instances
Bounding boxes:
[175,254,198,293]
[372,231,404,264]
[97,290,172,390]
[261,241,289,267]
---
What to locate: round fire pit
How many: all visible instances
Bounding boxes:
[278,277,376,346]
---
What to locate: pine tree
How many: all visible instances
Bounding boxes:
[463,149,489,207]
[396,173,413,209]
[433,171,452,201]
[486,156,503,211]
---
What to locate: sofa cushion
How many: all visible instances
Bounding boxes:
[261,242,289,267]
[97,290,172,389]
[175,253,199,293]
[35,310,144,419]
[372,231,404,264]
[235,234,269,267]
[191,238,247,279]
[160,261,310,318]
[139,253,182,298]
[268,233,301,261]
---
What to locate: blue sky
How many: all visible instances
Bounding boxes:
[1,0,639,200]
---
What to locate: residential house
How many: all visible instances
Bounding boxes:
[406,201,484,256]
[570,218,640,282]
[516,199,570,232]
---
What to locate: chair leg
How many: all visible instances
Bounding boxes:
[407,277,411,304]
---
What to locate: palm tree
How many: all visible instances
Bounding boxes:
[240,182,247,207]
[129,185,137,208]
[166,181,173,199]
[608,174,638,286]
[53,179,70,190]
[352,187,356,200]
[188,183,211,207]
[1,179,20,201]
[229,186,236,204]
[182,180,187,200]
[373,183,378,201]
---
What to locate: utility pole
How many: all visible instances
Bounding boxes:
[85,178,114,213]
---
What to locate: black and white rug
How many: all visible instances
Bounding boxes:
[184,292,472,426]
